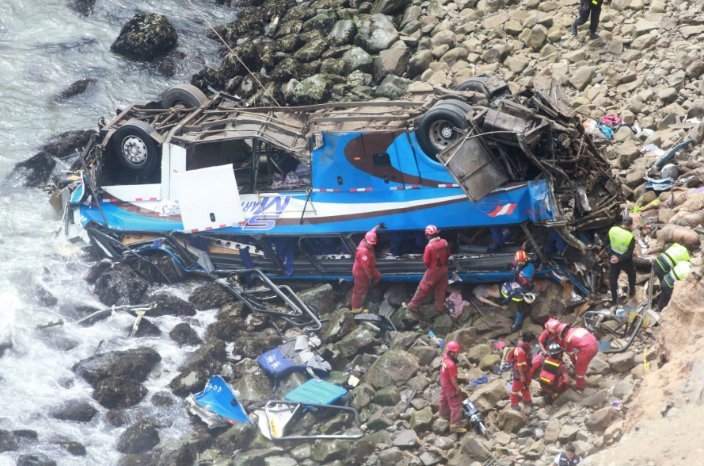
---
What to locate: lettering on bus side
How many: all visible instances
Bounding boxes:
[242,196,292,231]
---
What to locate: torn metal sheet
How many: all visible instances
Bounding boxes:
[259,400,363,441]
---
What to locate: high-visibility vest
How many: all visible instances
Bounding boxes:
[608,226,634,255]
[656,243,690,270]
[663,261,692,288]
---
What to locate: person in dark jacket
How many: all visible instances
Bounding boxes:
[552,444,582,465]
[571,0,608,40]
[607,217,636,306]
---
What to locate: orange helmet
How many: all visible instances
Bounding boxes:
[514,250,528,264]
[445,340,461,352]
[425,224,439,236]
[545,317,561,334]
[364,230,377,245]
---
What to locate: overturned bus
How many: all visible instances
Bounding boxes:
[54,75,622,293]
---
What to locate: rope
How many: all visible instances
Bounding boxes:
[186,0,281,106]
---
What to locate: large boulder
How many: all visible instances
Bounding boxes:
[530,281,572,324]
[297,284,335,313]
[93,263,149,306]
[148,293,196,317]
[16,454,56,466]
[67,0,96,16]
[73,347,161,387]
[355,14,399,53]
[0,430,18,452]
[365,349,420,388]
[116,419,160,454]
[169,323,203,347]
[497,407,528,433]
[111,13,178,61]
[189,282,237,310]
[335,325,378,358]
[328,20,357,46]
[469,378,506,411]
[342,46,374,74]
[375,75,412,99]
[93,375,148,408]
[290,74,333,105]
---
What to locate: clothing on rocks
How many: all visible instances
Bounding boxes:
[409,237,450,313]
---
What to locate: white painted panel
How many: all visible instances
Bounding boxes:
[163,143,187,200]
[103,184,161,201]
[172,164,244,232]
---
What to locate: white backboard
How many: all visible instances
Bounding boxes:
[172,164,244,232]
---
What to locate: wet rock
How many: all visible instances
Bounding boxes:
[375,74,412,99]
[73,347,161,387]
[233,361,274,402]
[189,282,237,310]
[116,419,160,454]
[372,0,411,14]
[497,407,528,433]
[378,447,418,465]
[55,78,97,100]
[156,440,196,466]
[16,454,57,466]
[118,453,159,466]
[294,38,328,63]
[212,423,257,455]
[67,0,96,16]
[355,14,399,53]
[42,130,96,158]
[373,386,401,405]
[312,439,352,462]
[0,429,18,452]
[129,317,161,337]
[6,152,55,188]
[169,323,203,347]
[94,263,149,306]
[329,20,357,46]
[169,339,227,396]
[94,375,148,409]
[149,293,197,317]
[365,349,419,388]
[50,400,98,423]
[111,13,178,61]
[54,438,87,456]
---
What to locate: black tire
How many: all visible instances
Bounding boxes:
[416,103,470,157]
[160,84,208,108]
[109,121,160,175]
[455,78,491,105]
[434,98,472,114]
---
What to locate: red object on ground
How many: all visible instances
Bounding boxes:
[409,238,450,312]
[351,238,380,309]
[439,353,463,424]
[563,327,598,389]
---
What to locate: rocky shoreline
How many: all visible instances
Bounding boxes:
[4,0,704,464]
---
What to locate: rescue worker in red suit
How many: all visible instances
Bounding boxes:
[530,317,564,375]
[560,325,598,390]
[351,224,383,312]
[408,225,450,313]
[439,340,468,433]
[508,331,536,410]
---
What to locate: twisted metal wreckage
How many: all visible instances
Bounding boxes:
[50,75,625,438]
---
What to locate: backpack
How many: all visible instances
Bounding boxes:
[539,356,563,392]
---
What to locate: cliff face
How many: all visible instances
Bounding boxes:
[585,277,704,466]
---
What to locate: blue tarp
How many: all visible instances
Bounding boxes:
[193,375,250,424]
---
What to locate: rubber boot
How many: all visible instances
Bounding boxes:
[511,311,525,332]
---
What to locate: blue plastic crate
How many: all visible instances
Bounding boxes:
[284,379,348,405]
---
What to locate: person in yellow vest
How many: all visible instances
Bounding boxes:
[659,261,691,309]
[607,217,636,307]
[652,243,690,289]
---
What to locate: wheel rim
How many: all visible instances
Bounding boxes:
[121,135,149,166]
[429,120,459,151]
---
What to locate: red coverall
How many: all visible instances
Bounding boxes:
[409,237,450,312]
[509,342,533,407]
[351,239,381,309]
[439,353,463,425]
[532,329,561,373]
[563,327,598,389]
